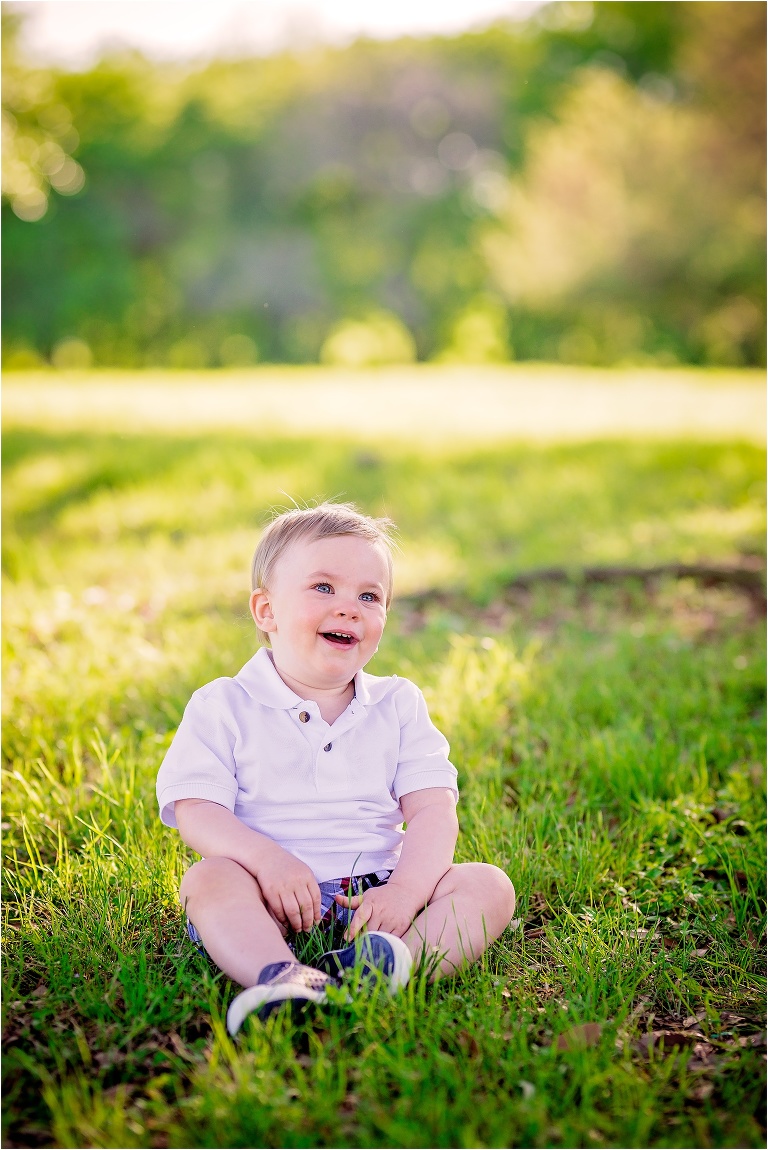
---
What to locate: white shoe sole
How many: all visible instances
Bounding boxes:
[226,981,328,1036]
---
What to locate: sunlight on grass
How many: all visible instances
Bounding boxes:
[3,371,765,1149]
[4,365,766,443]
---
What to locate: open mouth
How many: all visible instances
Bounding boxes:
[321,631,358,647]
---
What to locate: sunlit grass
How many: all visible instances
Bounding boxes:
[3,364,765,442]
[3,371,765,1148]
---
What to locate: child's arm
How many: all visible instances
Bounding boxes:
[338,788,458,940]
[175,798,322,933]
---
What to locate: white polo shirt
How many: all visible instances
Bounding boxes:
[157,647,458,882]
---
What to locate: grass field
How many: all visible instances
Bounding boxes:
[3,368,766,1149]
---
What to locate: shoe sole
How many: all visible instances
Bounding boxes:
[226,983,328,1035]
[316,930,412,991]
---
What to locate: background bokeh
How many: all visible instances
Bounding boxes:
[3,0,765,371]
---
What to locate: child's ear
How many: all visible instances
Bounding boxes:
[250,588,276,632]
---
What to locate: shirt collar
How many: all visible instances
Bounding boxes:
[234,646,397,708]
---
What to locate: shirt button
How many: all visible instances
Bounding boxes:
[324,743,332,752]
[299,711,310,723]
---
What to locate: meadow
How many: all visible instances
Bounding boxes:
[3,367,766,1149]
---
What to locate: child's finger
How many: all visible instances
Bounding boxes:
[281,893,305,933]
[334,892,364,908]
[298,889,316,933]
[264,896,288,929]
[311,883,323,924]
[345,900,373,941]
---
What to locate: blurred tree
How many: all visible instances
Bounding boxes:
[320,309,417,367]
[482,62,764,365]
[2,2,764,369]
[1,9,85,224]
[679,0,766,192]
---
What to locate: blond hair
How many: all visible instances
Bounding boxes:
[251,502,397,646]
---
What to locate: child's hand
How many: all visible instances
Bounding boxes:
[336,883,419,941]
[255,851,322,933]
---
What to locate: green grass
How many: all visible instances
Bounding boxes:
[3,372,765,1148]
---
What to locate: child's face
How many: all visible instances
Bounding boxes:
[251,534,389,690]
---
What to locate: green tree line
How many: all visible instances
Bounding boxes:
[2,1,765,370]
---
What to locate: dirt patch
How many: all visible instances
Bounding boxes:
[394,561,765,637]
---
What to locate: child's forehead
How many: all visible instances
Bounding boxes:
[277,532,389,572]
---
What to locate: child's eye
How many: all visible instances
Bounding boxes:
[359,591,380,603]
[314,582,332,594]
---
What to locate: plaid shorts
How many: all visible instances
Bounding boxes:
[186,869,392,959]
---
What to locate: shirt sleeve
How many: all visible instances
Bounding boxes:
[392,684,459,802]
[156,688,240,828]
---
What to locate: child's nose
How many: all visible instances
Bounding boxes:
[335,598,359,618]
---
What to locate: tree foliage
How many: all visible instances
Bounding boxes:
[2,1,765,368]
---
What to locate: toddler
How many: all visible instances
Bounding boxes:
[157,502,516,1034]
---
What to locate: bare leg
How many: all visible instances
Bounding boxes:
[402,862,516,979]
[180,857,295,988]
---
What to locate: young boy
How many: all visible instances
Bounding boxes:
[157,502,515,1035]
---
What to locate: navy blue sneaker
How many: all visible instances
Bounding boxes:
[226,962,335,1035]
[315,930,412,992]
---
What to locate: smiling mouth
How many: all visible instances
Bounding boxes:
[321,631,358,647]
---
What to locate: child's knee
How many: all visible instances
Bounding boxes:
[456,862,516,919]
[488,864,516,919]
